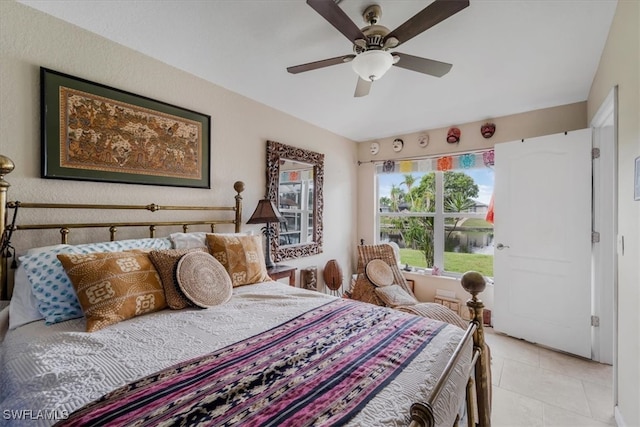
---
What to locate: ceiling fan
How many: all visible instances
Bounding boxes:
[287,0,470,97]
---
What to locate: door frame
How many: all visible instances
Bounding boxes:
[590,86,618,381]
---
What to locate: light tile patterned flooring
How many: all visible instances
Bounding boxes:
[485,328,615,427]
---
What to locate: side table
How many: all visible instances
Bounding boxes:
[267,265,297,286]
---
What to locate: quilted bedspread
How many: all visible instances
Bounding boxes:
[0,282,470,427]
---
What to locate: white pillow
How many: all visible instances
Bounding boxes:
[9,264,43,329]
[171,231,254,249]
[9,244,69,329]
[170,232,207,249]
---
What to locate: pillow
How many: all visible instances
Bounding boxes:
[170,232,253,249]
[148,248,206,309]
[205,234,270,287]
[176,251,232,308]
[8,244,72,329]
[374,285,418,308]
[365,259,394,287]
[21,237,171,325]
[57,251,166,332]
[169,232,207,249]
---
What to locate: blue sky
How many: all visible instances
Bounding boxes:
[378,168,495,205]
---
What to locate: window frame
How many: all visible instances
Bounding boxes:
[375,166,493,279]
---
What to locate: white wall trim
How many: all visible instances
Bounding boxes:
[615,405,627,427]
[589,86,618,389]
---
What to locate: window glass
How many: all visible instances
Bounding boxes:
[443,221,494,276]
[377,156,494,277]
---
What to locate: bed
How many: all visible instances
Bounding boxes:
[0,155,491,427]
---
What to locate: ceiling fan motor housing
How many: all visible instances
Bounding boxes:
[354,25,391,53]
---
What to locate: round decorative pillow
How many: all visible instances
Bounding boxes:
[365,259,394,287]
[176,251,232,308]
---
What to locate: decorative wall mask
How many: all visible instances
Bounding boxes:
[481,122,496,138]
[418,134,429,148]
[447,127,461,144]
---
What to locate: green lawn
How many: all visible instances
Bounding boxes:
[399,248,493,277]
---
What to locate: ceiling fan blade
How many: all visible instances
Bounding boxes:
[307,0,366,43]
[354,77,372,98]
[393,52,452,77]
[287,54,355,74]
[384,0,469,47]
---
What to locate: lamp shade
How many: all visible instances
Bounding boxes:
[247,199,283,224]
[351,50,394,82]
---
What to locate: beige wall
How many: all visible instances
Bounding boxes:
[588,1,640,425]
[0,1,358,292]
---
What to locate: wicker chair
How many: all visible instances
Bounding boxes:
[350,244,468,329]
[351,244,493,409]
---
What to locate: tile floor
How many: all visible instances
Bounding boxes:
[485,328,615,427]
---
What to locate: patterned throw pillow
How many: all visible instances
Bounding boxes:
[205,234,271,287]
[148,248,206,309]
[57,251,167,332]
[374,285,418,308]
[175,251,232,308]
[20,238,171,325]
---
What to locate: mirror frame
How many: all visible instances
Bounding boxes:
[266,140,324,261]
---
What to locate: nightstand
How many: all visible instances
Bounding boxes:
[267,265,297,286]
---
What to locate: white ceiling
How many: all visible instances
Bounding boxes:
[19,0,617,142]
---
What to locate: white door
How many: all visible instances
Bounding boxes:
[493,129,592,358]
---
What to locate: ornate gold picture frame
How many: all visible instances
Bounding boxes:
[41,68,210,188]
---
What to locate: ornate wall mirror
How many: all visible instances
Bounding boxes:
[266,140,324,261]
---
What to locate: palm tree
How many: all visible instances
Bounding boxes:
[389,184,402,212]
[445,193,476,240]
[400,174,416,209]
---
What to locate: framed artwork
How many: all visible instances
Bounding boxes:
[635,156,640,201]
[41,68,211,188]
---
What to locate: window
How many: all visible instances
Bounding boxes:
[377,152,495,277]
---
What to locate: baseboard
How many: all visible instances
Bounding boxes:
[614,405,626,427]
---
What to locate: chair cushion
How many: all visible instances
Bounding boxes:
[365,259,394,287]
[374,285,418,308]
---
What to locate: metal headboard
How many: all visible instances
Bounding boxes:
[0,154,245,299]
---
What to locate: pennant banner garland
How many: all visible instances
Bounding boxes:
[376,149,494,174]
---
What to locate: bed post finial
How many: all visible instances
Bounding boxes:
[233,181,245,233]
[461,271,491,427]
[0,155,15,300]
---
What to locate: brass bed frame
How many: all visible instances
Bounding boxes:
[0,154,491,427]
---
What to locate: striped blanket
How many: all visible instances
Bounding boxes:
[56,299,446,427]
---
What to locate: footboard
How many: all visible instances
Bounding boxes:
[409,271,491,427]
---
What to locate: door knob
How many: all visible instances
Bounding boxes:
[496,243,510,250]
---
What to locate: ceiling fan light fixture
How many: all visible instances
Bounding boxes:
[351,50,394,81]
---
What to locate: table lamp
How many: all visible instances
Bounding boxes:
[247,198,283,269]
